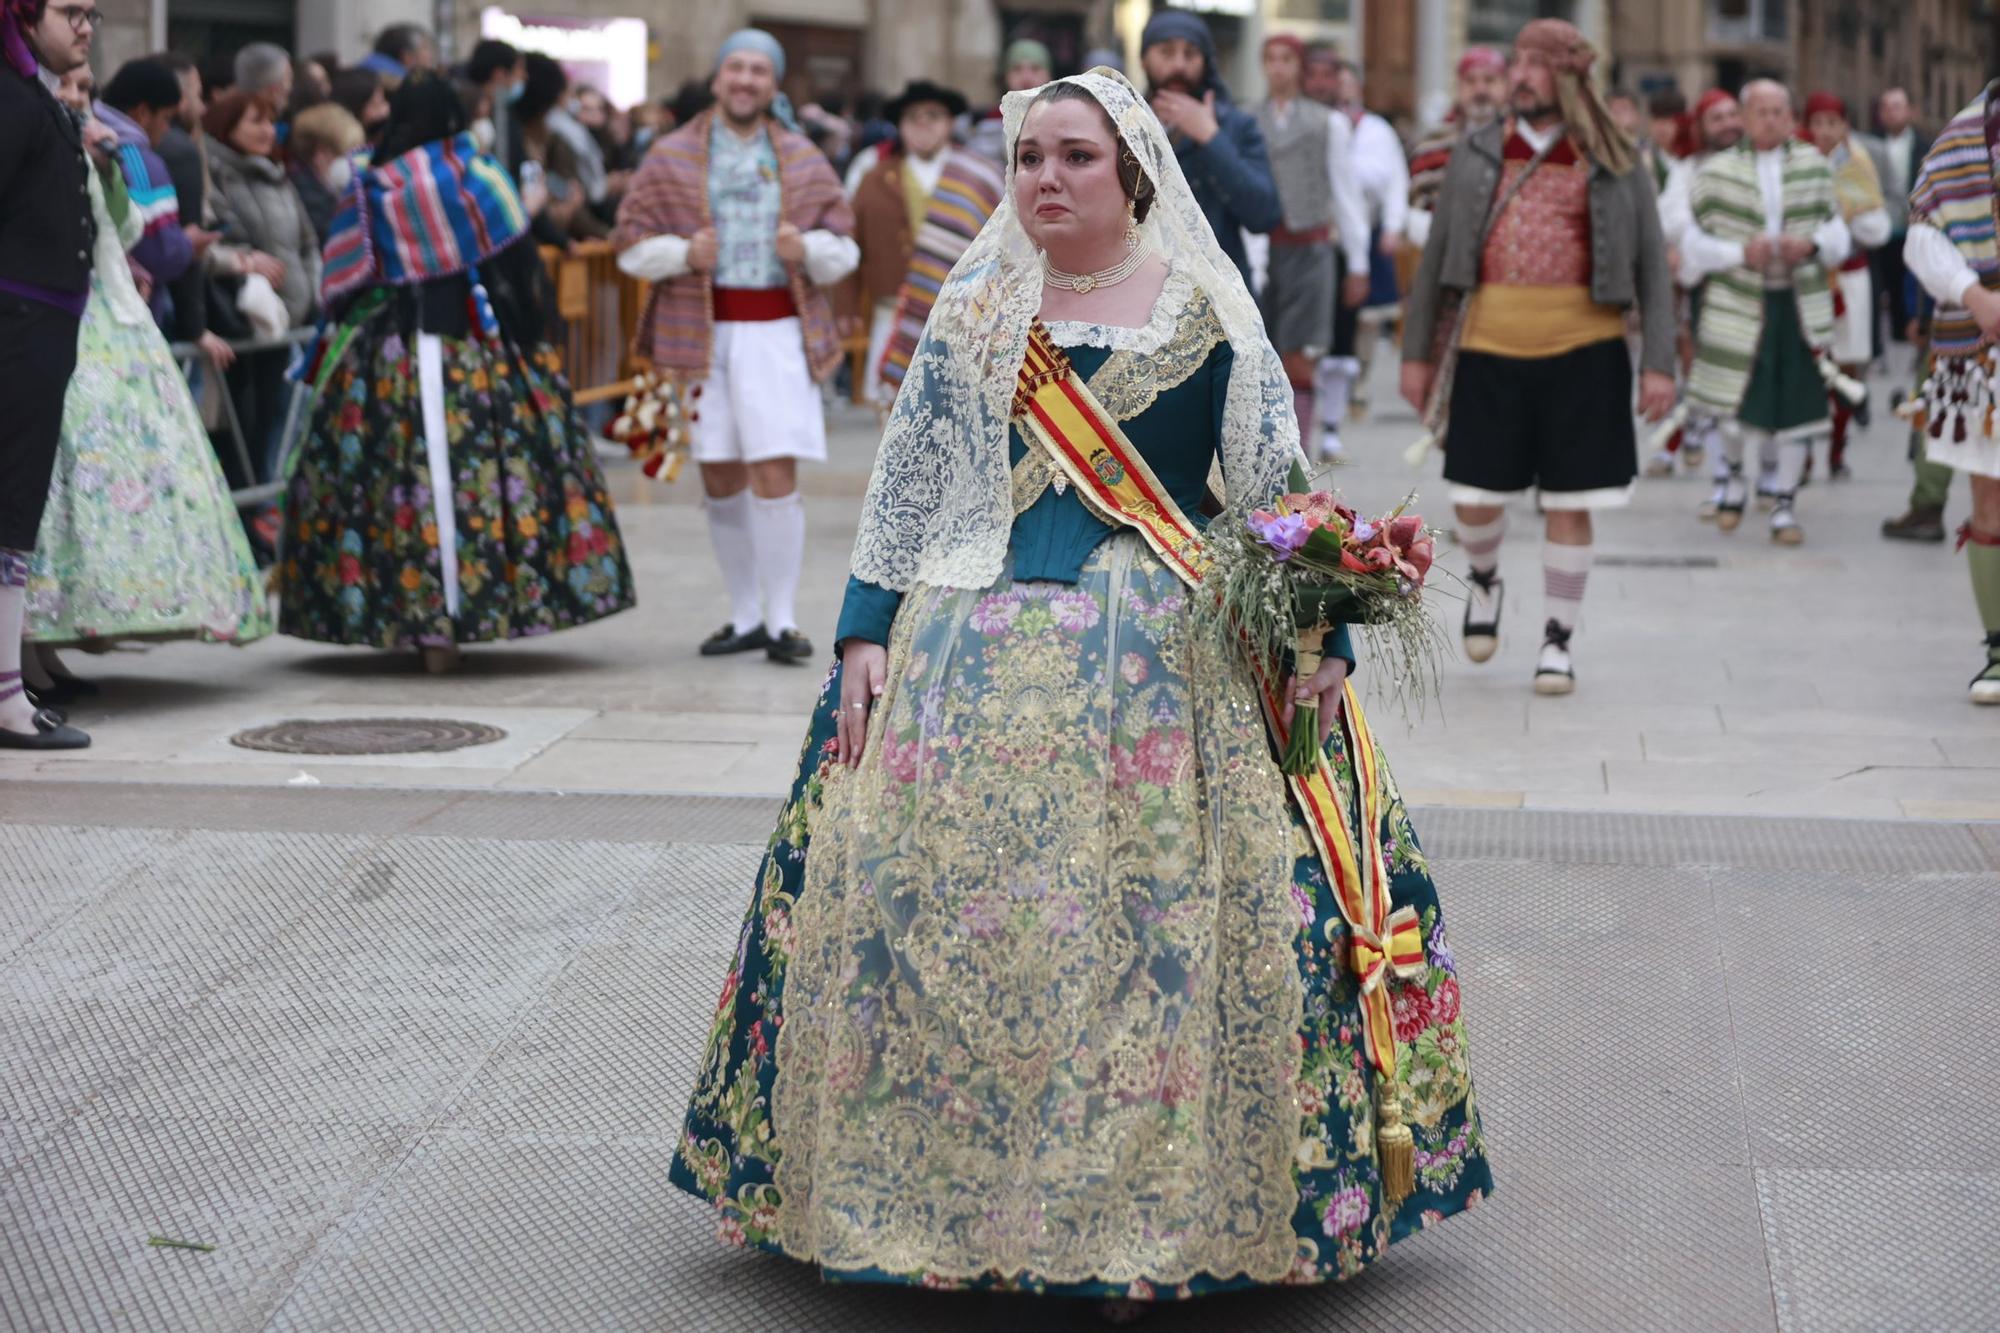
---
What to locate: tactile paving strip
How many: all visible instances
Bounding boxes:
[0,799,1994,1331]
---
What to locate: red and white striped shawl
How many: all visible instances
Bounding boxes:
[614,109,854,383]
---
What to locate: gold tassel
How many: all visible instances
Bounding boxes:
[1376,1074,1415,1210]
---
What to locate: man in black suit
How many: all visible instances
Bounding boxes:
[1861,86,1931,347]
[0,0,96,748]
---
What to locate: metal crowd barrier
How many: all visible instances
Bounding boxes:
[168,327,314,510]
[175,248,645,512]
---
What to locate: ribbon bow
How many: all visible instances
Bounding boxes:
[1349,905,1427,995]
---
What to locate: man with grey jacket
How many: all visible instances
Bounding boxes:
[1400,20,1674,696]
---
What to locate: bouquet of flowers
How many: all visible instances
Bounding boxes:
[609,371,691,483]
[1197,462,1443,774]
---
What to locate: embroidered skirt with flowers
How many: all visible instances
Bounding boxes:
[670,532,1491,1299]
[275,292,634,648]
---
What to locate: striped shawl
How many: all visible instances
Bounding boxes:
[1908,86,2000,359]
[1687,141,1836,415]
[614,110,854,383]
[320,133,530,309]
[878,147,1005,396]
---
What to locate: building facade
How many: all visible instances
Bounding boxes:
[95,1,1988,134]
[1613,0,1991,129]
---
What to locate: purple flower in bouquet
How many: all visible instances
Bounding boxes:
[1248,510,1312,562]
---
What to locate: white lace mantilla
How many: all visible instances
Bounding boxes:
[846,69,1301,593]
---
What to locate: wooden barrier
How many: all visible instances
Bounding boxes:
[539,241,649,408]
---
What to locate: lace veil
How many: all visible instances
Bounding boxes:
[847,68,1301,592]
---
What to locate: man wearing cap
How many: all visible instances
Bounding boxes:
[614,29,859,665]
[1804,91,1891,481]
[967,38,1054,167]
[1138,10,1281,286]
[841,79,1004,405]
[1683,79,1851,548]
[1252,33,1370,455]
[1401,20,1675,696]
[1662,89,1747,500]
[1406,48,1506,248]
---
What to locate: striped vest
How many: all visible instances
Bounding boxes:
[1687,141,1836,415]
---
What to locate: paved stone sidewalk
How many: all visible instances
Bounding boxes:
[4,783,1998,1331]
[2,348,1993,816]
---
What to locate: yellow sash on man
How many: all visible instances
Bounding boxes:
[1012,322,1426,1084]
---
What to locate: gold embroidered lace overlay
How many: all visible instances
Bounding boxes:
[770,537,1309,1285]
[1007,297,1228,517]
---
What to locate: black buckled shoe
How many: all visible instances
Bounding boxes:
[766,629,815,665]
[1533,620,1576,697]
[0,708,91,750]
[699,623,772,656]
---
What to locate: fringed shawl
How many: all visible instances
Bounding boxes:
[320,132,530,308]
[613,109,853,383]
[878,146,1004,396]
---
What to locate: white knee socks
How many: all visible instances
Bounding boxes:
[0,549,33,729]
[1771,437,1810,496]
[1459,513,1507,580]
[749,491,807,637]
[704,490,764,635]
[1543,539,1592,632]
[1318,355,1359,430]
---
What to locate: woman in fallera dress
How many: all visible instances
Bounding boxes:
[275,73,633,672]
[670,70,1491,1313]
[24,66,270,687]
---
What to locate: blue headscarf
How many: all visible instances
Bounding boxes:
[716,27,799,131]
[1139,10,1231,103]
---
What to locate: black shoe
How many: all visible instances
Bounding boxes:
[0,708,90,750]
[1461,570,1502,664]
[1854,393,1872,428]
[699,623,772,656]
[21,687,66,722]
[1881,506,1947,543]
[765,629,815,664]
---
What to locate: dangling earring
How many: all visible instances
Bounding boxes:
[1124,198,1140,250]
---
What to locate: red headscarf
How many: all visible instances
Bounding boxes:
[1677,89,1738,157]
[1513,18,1596,77]
[1260,33,1306,64]
[1457,47,1504,79]
[1803,91,1848,124]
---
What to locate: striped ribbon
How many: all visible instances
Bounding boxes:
[1014,322,1425,1075]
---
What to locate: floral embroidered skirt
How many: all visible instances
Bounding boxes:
[671,533,1491,1300]
[275,304,634,649]
[25,299,271,647]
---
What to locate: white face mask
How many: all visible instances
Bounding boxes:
[472,116,497,151]
[325,155,353,193]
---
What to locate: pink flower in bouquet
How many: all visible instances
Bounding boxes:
[1385,515,1425,549]
[1401,535,1435,582]
[1249,510,1313,561]
[1283,490,1343,529]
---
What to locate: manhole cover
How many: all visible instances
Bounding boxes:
[231,718,507,756]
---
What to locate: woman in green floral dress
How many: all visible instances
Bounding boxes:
[24,72,270,659]
[274,74,632,669]
[670,71,1491,1312]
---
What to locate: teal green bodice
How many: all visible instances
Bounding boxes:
[836,297,1353,666]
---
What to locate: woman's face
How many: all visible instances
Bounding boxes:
[232,100,277,157]
[56,66,94,115]
[1012,97,1127,254]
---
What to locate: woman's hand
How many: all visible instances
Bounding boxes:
[1280,653,1351,747]
[835,641,888,768]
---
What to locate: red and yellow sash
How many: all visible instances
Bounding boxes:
[1013,322,1425,1079]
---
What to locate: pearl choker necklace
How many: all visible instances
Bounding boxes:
[1040,240,1149,293]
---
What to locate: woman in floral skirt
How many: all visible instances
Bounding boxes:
[670,70,1490,1317]
[276,72,632,671]
[23,65,270,694]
